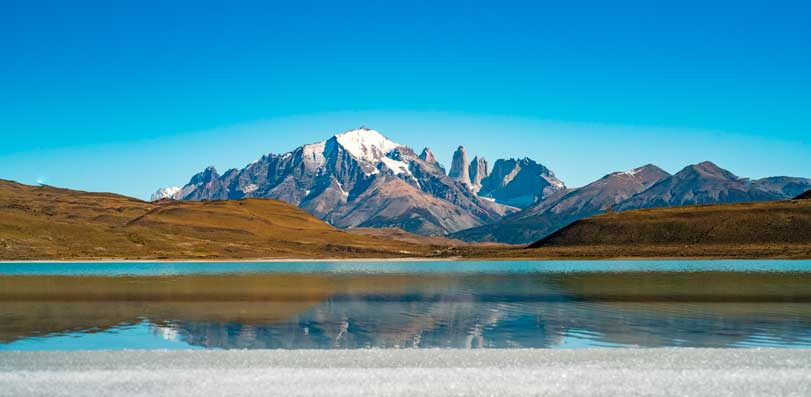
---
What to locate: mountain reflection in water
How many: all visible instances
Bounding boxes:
[2,271,811,349]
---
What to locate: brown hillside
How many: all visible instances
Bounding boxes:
[346,227,475,246]
[523,200,811,258]
[0,180,428,260]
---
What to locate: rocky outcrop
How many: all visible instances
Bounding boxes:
[477,158,565,209]
[448,146,471,188]
[174,166,231,201]
[418,148,445,175]
[468,156,489,193]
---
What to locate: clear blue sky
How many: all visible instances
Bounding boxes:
[1,0,809,199]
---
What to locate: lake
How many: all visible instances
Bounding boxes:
[2,260,811,350]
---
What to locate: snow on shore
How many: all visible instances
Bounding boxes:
[2,349,811,396]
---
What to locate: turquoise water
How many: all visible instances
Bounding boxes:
[2,260,811,350]
[3,260,811,275]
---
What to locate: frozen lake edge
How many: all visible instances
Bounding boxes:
[2,349,811,396]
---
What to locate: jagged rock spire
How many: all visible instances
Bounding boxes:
[468,156,489,193]
[419,147,446,174]
[189,166,219,185]
[419,147,437,164]
[478,158,565,208]
[448,146,471,187]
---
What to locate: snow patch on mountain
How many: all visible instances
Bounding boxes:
[336,180,349,196]
[616,167,643,177]
[542,175,565,189]
[380,156,411,176]
[301,141,327,169]
[150,186,181,201]
[500,167,521,186]
[241,184,259,194]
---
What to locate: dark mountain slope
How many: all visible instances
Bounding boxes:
[794,190,811,200]
[451,164,670,243]
[615,161,782,211]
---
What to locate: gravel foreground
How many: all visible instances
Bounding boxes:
[2,349,811,396]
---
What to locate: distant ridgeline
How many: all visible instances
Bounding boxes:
[450,162,811,244]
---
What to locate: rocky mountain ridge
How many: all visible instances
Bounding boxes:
[477,158,565,208]
[615,161,784,211]
[452,161,811,244]
[450,164,671,243]
[156,128,563,235]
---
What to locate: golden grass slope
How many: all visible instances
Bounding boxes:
[522,199,811,259]
[346,227,474,246]
[0,180,428,260]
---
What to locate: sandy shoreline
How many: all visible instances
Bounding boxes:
[2,349,811,396]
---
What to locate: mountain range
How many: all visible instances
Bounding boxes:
[453,161,811,243]
[155,128,564,235]
[156,128,811,243]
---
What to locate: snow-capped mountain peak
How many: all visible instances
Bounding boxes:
[155,127,522,235]
[334,127,400,163]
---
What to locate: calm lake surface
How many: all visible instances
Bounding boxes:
[2,260,811,350]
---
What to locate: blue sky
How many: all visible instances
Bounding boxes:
[1,0,809,199]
